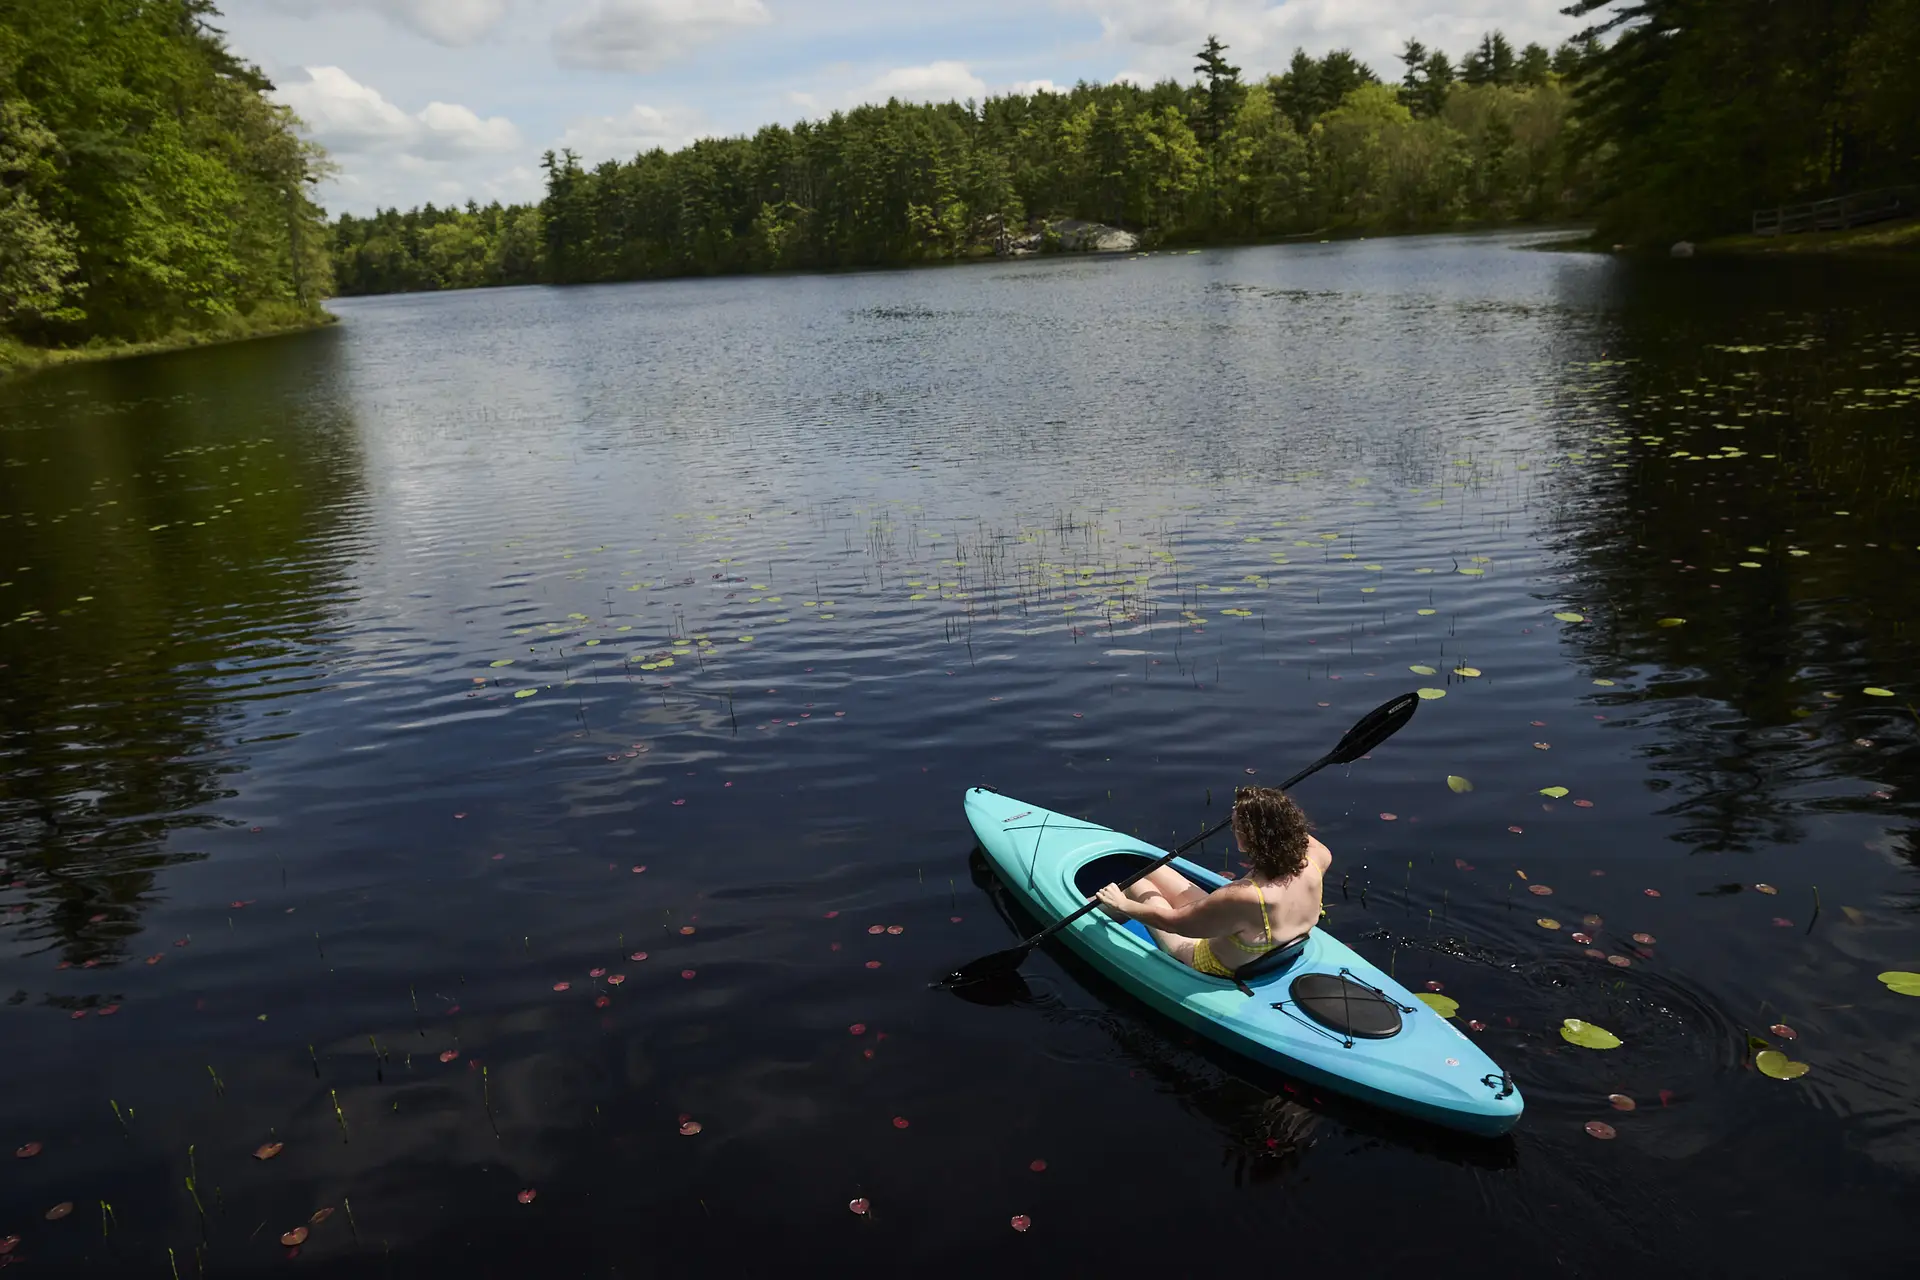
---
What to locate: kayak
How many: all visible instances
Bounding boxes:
[964,786,1524,1137]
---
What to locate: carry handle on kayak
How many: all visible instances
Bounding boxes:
[937,691,1420,988]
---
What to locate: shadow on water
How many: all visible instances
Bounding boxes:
[0,335,367,974]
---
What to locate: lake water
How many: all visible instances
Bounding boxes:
[3,232,1919,1275]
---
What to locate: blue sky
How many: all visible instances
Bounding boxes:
[217,1,1588,216]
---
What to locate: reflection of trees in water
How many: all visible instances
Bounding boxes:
[0,341,365,965]
[1540,259,1920,858]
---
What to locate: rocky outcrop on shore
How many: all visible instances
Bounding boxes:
[1005,218,1139,256]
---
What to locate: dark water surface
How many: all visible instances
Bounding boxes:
[4,233,1920,1276]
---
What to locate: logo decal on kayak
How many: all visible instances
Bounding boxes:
[1004,810,1031,823]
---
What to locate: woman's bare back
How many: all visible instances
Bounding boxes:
[1214,835,1330,955]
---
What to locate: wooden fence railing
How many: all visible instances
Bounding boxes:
[1752,186,1916,236]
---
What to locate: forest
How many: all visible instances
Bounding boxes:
[332,33,1600,294]
[0,0,333,364]
[5,2,1917,327]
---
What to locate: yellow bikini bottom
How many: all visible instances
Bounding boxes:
[1190,939,1237,977]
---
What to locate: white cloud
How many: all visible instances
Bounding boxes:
[866,60,988,104]
[264,0,510,47]
[1008,78,1064,96]
[273,67,529,212]
[788,60,991,117]
[276,67,521,156]
[556,103,708,163]
[552,0,772,72]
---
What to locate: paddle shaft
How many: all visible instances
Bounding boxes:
[1009,750,1335,957]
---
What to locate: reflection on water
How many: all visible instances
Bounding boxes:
[1,234,1917,1273]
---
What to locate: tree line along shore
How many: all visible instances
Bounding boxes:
[4,2,1916,373]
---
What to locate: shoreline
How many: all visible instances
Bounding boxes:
[0,309,338,383]
[1536,215,1920,259]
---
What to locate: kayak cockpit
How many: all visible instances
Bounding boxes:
[1070,851,1310,993]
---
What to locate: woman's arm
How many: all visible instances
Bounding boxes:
[1095,883,1244,939]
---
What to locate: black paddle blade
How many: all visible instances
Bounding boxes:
[1327,691,1420,764]
[935,942,1033,988]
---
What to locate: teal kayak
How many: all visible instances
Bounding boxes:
[964,787,1524,1137]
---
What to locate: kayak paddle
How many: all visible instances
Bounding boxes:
[937,691,1420,988]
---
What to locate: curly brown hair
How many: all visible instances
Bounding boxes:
[1232,786,1311,880]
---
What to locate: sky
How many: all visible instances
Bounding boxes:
[215,0,1591,217]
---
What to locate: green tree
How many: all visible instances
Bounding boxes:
[0,97,81,326]
[0,0,332,349]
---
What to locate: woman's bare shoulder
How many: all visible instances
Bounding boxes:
[1308,835,1332,867]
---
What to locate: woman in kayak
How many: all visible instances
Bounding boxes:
[1095,786,1328,977]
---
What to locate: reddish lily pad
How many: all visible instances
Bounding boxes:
[14,1142,42,1159]
[254,1142,283,1161]
[46,1202,73,1221]
[1029,1159,1047,1172]
[1607,954,1632,967]
[1769,1023,1796,1040]
[679,1120,702,1135]
[1528,884,1553,896]
[1608,1094,1636,1111]
[280,1227,308,1247]
[1010,1214,1032,1232]
[1632,933,1656,945]
[849,1197,870,1215]
[1584,1121,1617,1139]
[892,1116,910,1129]
[517,1189,537,1204]
[1755,883,1778,895]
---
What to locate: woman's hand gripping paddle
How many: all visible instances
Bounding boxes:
[936,691,1420,989]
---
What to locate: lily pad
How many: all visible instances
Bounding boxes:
[1863,687,1894,697]
[1755,1049,1809,1080]
[1453,666,1481,677]
[513,688,537,699]
[1553,612,1585,623]
[1877,971,1920,996]
[1409,664,1437,675]
[1537,917,1560,929]
[1560,1019,1622,1049]
[1415,992,1459,1017]
[1656,617,1686,628]
[1415,688,1446,700]
[1539,786,1569,799]
[1446,775,1473,793]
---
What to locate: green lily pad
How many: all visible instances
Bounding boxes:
[1755,1049,1809,1080]
[1553,611,1585,623]
[1416,608,1436,616]
[513,689,537,699]
[1415,992,1459,1017]
[1593,678,1615,686]
[1656,617,1686,628]
[1877,971,1920,996]
[489,659,513,668]
[1863,687,1894,698]
[1415,688,1447,700]
[1409,664,1437,675]
[1540,786,1569,799]
[1446,775,1473,793]
[1453,666,1481,677]
[1559,1019,1622,1049]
